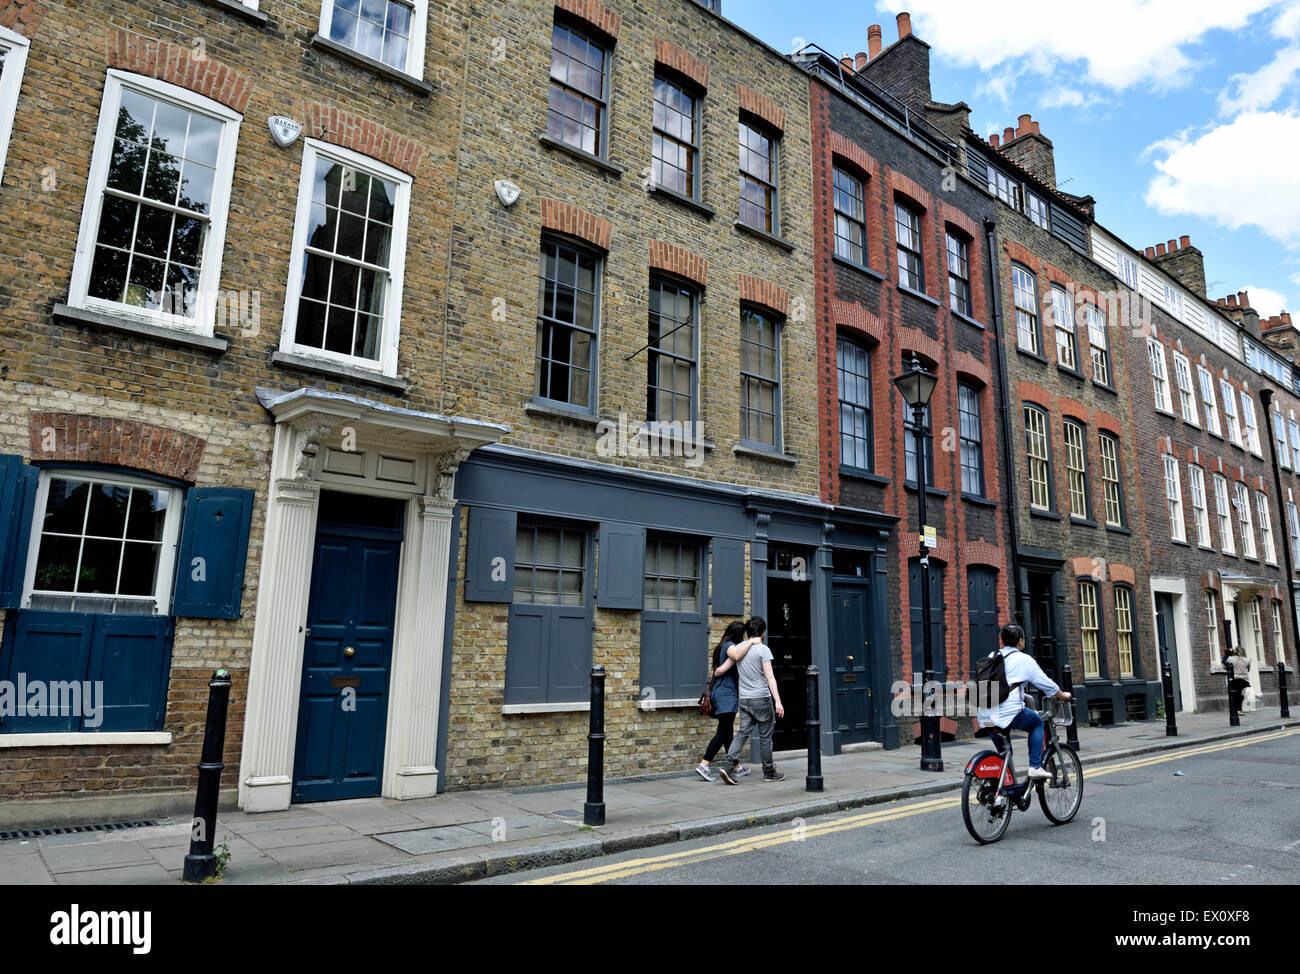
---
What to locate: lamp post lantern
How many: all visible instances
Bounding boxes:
[894,354,943,772]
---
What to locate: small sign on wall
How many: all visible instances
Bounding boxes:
[268,116,303,148]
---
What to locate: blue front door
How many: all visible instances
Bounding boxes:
[292,512,402,803]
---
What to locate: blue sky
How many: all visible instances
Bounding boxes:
[728,0,1300,319]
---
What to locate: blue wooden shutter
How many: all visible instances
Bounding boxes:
[0,455,38,609]
[672,614,707,700]
[172,488,255,619]
[464,507,516,602]
[711,537,745,615]
[0,611,94,733]
[596,522,645,609]
[87,615,173,731]
[550,606,592,702]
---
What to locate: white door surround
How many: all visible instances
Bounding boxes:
[238,388,506,812]
[1149,578,1194,712]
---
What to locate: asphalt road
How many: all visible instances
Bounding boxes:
[477,729,1300,885]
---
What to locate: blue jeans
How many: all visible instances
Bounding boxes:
[990,708,1044,768]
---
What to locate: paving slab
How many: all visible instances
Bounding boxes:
[57,862,176,885]
[42,840,155,872]
[262,837,398,871]
[0,853,56,884]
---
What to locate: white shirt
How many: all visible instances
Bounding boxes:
[976,646,1062,729]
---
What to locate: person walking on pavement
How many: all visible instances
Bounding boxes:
[1229,647,1255,711]
[696,621,758,781]
[717,616,785,784]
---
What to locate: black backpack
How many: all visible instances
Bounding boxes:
[974,649,1014,704]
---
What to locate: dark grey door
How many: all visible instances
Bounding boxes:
[1028,571,1061,682]
[831,583,873,743]
[966,567,1000,678]
[1154,593,1183,712]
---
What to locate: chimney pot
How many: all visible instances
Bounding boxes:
[896,11,912,38]
[989,134,1000,149]
[1155,243,1167,256]
[1145,247,1156,258]
[1284,312,1293,325]
[1179,234,1191,248]
[855,51,868,70]
[1003,126,1015,144]
[1167,239,1177,252]
[1218,297,1227,306]
[1016,113,1032,137]
[1228,295,1238,307]
[867,24,882,58]
[841,56,854,71]
[1239,290,1250,308]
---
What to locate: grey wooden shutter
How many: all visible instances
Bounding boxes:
[596,522,645,609]
[711,537,746,615]
[465,507,516,602]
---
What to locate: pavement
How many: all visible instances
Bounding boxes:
[0,709,1294,885]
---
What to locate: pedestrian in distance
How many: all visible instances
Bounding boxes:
[717,616,786,784]
[1229,648,1255,712]
[696,621,757,781]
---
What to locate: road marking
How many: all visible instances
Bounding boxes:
[520,728,1300,885]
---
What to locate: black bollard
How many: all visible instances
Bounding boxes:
[805,665,823,792]
[182,668,233,883]
[1161,659,1177,737]
[1279,661,1291,719]
[1061,662,1079,752]
[583,664,605,827]
[1227,663,1240,727]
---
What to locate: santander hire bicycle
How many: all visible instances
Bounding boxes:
[962,696,1083,844]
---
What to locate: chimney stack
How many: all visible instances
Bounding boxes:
[1151,234,1206,298]
[997,112,1057,187]
[855,11,932,115]
[867,24,882,58]
[897,11,912,38]
[841,55,855,71]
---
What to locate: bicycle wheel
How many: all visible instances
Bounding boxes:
[962,772,1012,844]
[1037,744,1083,824]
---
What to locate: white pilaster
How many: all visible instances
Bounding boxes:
[384,494,455,799]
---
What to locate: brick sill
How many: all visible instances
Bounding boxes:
[525,399,600,427]
[1017,347,1049,366]
[310,34,433,96]
[903,483,949,499]
[538,135,626,177]
[1105,524,1133,536]
[1070,516,1099,528]
[1092,380,1117,396]
[733,443,798,465]
[952,310,987,330]
[832,254,886,282]
[840,465,889,485]
[732,220,795,252]
[1057,364,1086,382]
[1029,508,1062,521]
[0,731,173,748]
[271,350,409,393]
[648,183,716,218]
[962,493,997,508]
[53,302,229,353]
[896,283,940,308]
[200,0,268,24]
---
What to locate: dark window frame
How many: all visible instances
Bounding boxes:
[738,116,779,234]
[946,229,972,317]
[546,18,611,159]
[740,304,782,450]
[647,275,699,426]
[894,198,925,292]
[535,235,601,412]
[833,165,867,265]
[651,72,701,200]
[837,334,873,472]
[957,381,984,497]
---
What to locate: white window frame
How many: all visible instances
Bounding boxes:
[1206,591,1220,665]
[1116,253,1139,290]
[1025,190,1049,230]
[68,71,243,338]
[1163,454,1185,542]
[1163,283,1182,318]
[1257,490,1276,565]
[1148,340,1172,412]
[1276,412,1292,469]
[1289,417,1300,464]
[1289,499,1300,562]
[1172,353,1197,425]
[21,469,183,615]
[318,0,428,79]
[1198,366,1221,436]
[1241,391,1261,454]
[1188,464,1211,548]
[1214,473,1235,554]
[1235,481,1256,558]
[1273,601,1286,664]
[0,25,30,187]
[279,138,411,378]
[1220,378,1242,446]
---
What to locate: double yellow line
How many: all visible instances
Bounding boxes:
[520,727,1297,885]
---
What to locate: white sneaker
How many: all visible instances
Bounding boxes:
[1026,766,1052,781]
[695,762,716,782]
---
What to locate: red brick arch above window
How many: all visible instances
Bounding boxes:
[737,85,786,133]
[953,352,991,387]
[303,103,423,175]
[108,30,251,113]
[1110,563,1136,586]
[654,38,708,89]
[828,132,876,178]
[1,0,45,37]
[540,199,612,251]
[737,274,788,317]
[1070,556,1101,580]
[963,541,1005,572]
[831,299,883,344]
[556,0,621,40]
[649,239,708,287]
[899,330,942,369]
[28,414,206,483]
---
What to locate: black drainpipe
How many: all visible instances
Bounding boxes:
[984,217,1025,627]
[1258,387,1300,674]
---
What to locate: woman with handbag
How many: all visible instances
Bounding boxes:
[696,621,756,781]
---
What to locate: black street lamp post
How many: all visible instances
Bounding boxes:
[894,355,943,772]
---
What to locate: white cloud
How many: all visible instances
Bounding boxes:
[1145,110,1300,245]
[1291,271,1300,287]
[1274,0,1300,37]
[1039,87,1108,109]
[876,0,1282,90]
[1243,284,1290,315]
[1218,45,1300,115]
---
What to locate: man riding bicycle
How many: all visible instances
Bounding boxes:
[976,624,1072,782]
